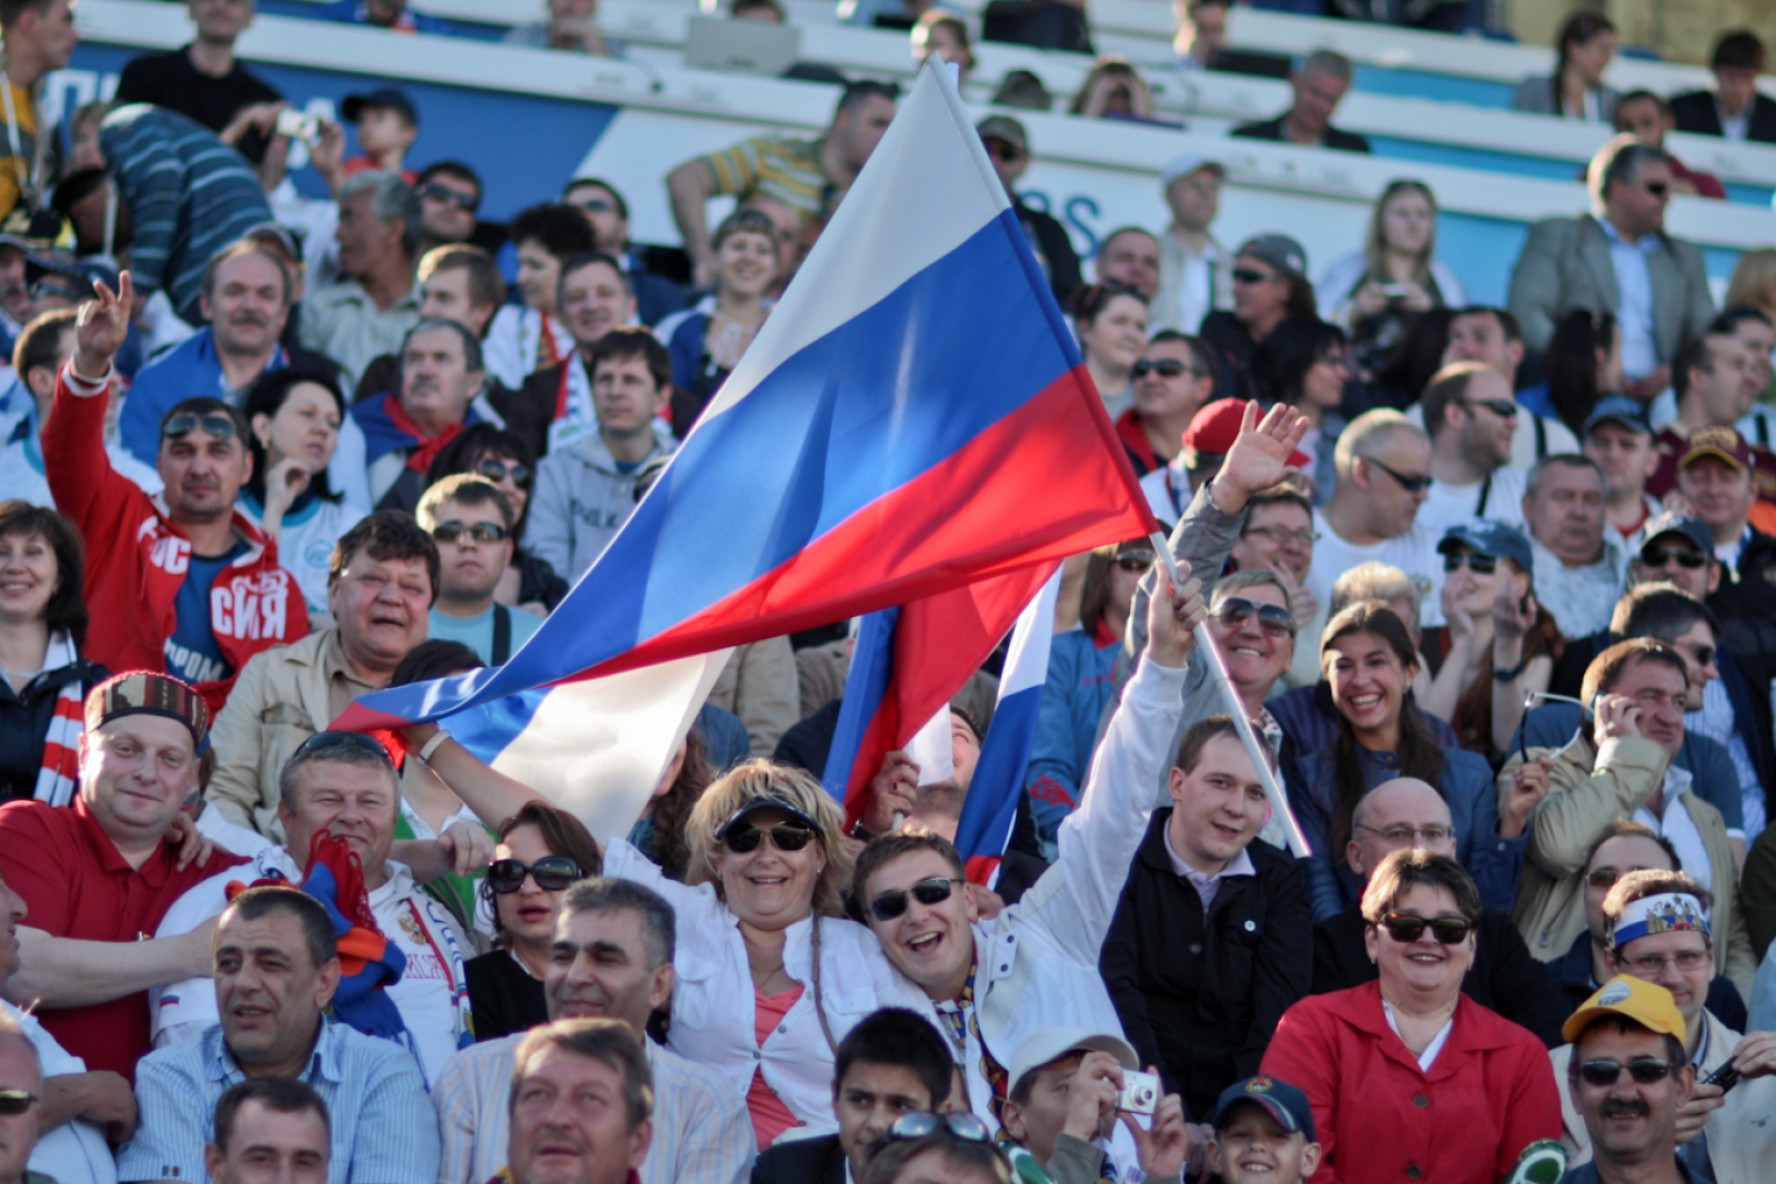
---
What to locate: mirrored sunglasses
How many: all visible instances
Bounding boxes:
[162,413,239,442]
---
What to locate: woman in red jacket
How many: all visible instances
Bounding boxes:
[1261,850,1561,1183]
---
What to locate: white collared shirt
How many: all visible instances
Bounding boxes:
[1163,826,1256,912]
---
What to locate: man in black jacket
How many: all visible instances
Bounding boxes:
[1230,50,1370,154]
[1671,31,1776,144]
[1100,713,1311,1123]
[1310,776,1569,1046]
[976,115,1080,307]
[751,1007,952,1184]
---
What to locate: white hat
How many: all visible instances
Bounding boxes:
[1006,1027,1139,1097]
[1162,153,1227,188]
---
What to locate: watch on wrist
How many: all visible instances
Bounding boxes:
[1493,659,1528,681]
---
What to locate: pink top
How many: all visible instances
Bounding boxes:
[746,984,806,1149]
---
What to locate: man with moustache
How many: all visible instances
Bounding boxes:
[1560,976,1694,1184]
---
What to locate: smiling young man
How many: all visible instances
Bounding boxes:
[416,475,540,665]
[117,886,434,1184]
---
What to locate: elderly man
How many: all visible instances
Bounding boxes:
[0,672,243,1081]
[351,319,489,512]
[1559,976,1695,1184]
[1500,639,1756,996]
[301,172,423,387]
[1152,154,1229,335]
[118,887,435,1184]
[0,1016,45,1184]
[207,512,437,838]
[1311,777,1567,1045]
[1508,138,1714,394]
[503,1020,653,1184]
[44,272,307,712]
[1417,362,1527,537]
[1553,873,1776,1181]
[204,1079,332,1184]
[1521,454,1624,640]
[432,878,751,1184]
[154,735,473,1086]
[1230,50,1370,152]
[500,252,638,458]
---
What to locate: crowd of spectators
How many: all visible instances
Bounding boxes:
[1,2,1776,1184]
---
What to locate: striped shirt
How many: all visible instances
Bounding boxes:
[433,1033,753,1184]
[118,1019,438,1184]
[696,134,833,224]
[98,105,273,325]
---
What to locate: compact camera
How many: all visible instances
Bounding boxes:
[1117,1070,1160,1115]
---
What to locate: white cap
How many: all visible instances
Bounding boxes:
[1162,153,1227,188]
[1006,1027,1139,1097]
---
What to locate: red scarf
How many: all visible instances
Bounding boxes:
[382,392,465,474]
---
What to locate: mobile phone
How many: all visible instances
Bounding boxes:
[275,109,319,145]
[1703,1061,1741,1094]
[1117,1070,1160,1115]
[1381,282,1413,299]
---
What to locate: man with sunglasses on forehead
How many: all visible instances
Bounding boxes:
[1415,362,1527,539]
[415,475,541,666]
[43,271,308,713]
[1552,872,1776,1181]
[1560,976,1694,1184]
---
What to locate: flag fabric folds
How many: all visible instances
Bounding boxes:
[335,61,1155,792]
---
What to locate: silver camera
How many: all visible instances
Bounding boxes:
[1116,1069,1160,1115]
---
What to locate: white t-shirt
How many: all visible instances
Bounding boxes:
[1308,508,1446,631]
[1416,466,1528,541]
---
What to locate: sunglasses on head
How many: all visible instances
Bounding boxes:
[1576,1058,1681,1087]
[1461,398,1518,419]
[417,183,479,212]
[1213,596,1296,637]
[1132,358,1194,379]
[290,730,392,765]
[1379,912,1473,944]
[432,520,509,545]
[1231,268,1278,285]
[867,876,965,922]
[722,818,818,854]
[880,1110,991,1148]
[162,413,238,442]
[1640,547,1706,569]
[0,1091,36,1117]
[474,458,532,487]
[487,855,583,894]
[1443,552,1497,575]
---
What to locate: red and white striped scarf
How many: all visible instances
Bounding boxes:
[32,632,85,806]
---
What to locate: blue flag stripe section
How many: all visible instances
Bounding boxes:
[821,609,899,801]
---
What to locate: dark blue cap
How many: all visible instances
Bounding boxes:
[1582,395,1653,438]
[341,88,418,127]
[1213,1075,1316,1140]
[1639,511,1713,556]
[1438,520,1534,579]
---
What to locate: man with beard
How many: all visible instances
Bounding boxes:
[1417,362,1526,537]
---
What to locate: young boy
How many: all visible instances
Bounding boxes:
[341,88,419,180]
[1208,1076,1322,1184]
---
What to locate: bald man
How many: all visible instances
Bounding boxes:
[1309,778,1567,1045]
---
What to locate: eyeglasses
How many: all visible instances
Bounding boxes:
[1131,358,1202,380]
[487,855,584,894]
[1460,398,1519,419]
[1378,913,1473,944]
[474,458,532,487]
[1575,1058,1683,1087]
[161,412,238,442]
[1243,525,1319,547]
[417,183,479,212]
[1640,547,1707,570]
[1363,457,1433,495]
[721,819,818,854]
[1620,949,1709,976]
[432,521,509,545]
[1231,268,1279,285]
[1443,553,1498,575]
[1212,596,1296,637]
[1354,823,1455,845]
[1115,555,1154,574]
[880,1110,992,1147]
[867,876,965,922]
[0,1091,37,1116]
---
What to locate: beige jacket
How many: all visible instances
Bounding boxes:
[706,638,799,756]
[206,628,377,840]
[1502,734,1757,996]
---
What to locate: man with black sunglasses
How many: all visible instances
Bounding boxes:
[1560,976,1693,1184]
[416,475,541,665]
[1416,362,1527,539]
[975,115,1079,308]
[0,1015,46,1184]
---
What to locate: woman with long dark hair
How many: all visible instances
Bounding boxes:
[1511,11,1619,122]
[1524,308,1622,436]
[1289,602,1511,921]
[1252,319,1350,498]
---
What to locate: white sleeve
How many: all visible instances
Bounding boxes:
[480,307,528,392]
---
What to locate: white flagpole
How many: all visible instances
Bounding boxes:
[1148,531,1312,857]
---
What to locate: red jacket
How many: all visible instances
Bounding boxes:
[43,364,308,712]
[1260,980,1561,1184]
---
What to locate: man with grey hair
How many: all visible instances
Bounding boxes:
[1230,49,1370,152]
[433,878,751,1184]
[1508,135,1714,397]
[301,171,424,385]
[504,1019,653,1184]
[0,1013,46,1184]
[351,317,494,512]
[1521,454,1625,639]
[151,734,479,1088]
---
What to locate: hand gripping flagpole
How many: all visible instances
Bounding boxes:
[1148,531,1312,858]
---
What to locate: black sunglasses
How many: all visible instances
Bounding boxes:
[487,855,583,894]
[1641,181,1670,198]
[1231,268,1278,285]
[1379,913,1473,945]
[1132,358,1198,379]
[0,1091,36,1116]
[162,413,238,442]
[1576,1058,1682,1087]
[868,876,965,922]
[981,139,1023,164]
[1460,398,1518,419]
[1443,552,1498,575]
[474,458,532,487]
[1640,547,1706,570]
[432,521,509,545]
[1115,554,1154,574]
[1213,596,1296,637]
[1363,456,1433,495]
[722,819,818,854]
[417,183,479,212]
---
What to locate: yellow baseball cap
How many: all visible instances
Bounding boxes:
[1562,975,1686,1046]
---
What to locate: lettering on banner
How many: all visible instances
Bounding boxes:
[211,573,291,642]
[149,532,191,576]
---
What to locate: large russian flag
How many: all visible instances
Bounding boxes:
[336,61,1155,764]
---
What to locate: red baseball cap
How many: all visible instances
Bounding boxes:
[1181,399,1312,469]
[1677,425,1753,472]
